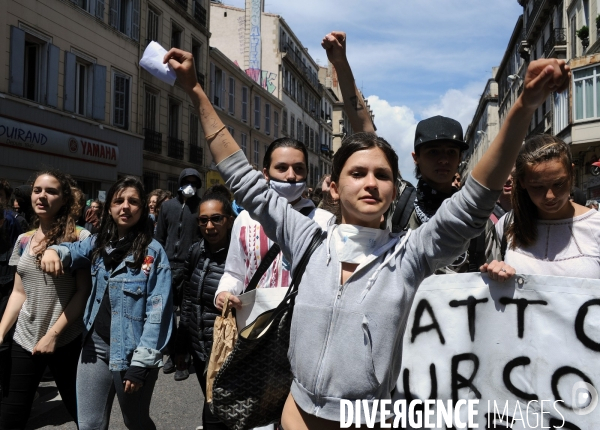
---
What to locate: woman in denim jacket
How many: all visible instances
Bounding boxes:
[41,177,173,430]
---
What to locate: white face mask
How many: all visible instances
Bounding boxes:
[333,224,390,265]
[269,179,306,202]
[180,184,197,198]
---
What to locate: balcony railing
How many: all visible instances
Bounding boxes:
[144,129,162,154]
[193,0,207,27]
[544,28,567,58]
[189,143,203,164]
[197,72,205,89]
[168,136,184,159]
[175,0,188,10]
[526,0,544,35]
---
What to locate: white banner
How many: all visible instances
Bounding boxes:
[394,273,600,429]
[0,116,118,165]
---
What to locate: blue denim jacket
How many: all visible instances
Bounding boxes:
[51,237,173,371]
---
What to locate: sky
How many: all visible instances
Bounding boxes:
[220,0,524,184]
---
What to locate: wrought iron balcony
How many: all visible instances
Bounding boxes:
[194,0,207,27]
[189,143,203,164]
[144,128,162,154]
[175,0,188,9]
[544,28,567,58]
[168,137,184,159]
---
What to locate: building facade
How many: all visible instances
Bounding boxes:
[463,70,500,176]
[517,0,600,199]
[138,0,211,195]
[0,0,213,200]
[1,0,145,199]
[208,47,283,179]
[209,0,331,187]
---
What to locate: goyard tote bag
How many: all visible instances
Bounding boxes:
[211,232,324,430]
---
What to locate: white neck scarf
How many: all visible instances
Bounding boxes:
[333,224,390,265]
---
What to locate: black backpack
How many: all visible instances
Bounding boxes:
[391,181,416,233]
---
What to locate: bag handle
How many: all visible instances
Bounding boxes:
[244,243,281,293]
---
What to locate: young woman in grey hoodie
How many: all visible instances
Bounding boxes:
[163,46,570,428]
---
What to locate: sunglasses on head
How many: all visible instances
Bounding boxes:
[197,214,228,226]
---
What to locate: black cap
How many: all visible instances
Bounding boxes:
[414,116,469,151]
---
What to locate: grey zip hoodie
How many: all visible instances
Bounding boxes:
[217,150,500,423]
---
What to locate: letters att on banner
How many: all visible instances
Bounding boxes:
[394,273,600,429]
[0,117,118,166]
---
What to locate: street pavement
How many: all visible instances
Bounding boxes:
[23,361,205,430]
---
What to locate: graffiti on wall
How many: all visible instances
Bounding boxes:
[245,69,277,94]
[249,0,261,70]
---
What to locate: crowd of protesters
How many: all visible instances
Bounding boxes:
[0,30,597,430]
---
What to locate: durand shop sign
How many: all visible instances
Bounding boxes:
[0,116,118,166]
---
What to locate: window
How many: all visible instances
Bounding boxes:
[168,99,179,138]
[75,60,91,116]
[274,111,279,138]
[192,39,203,84]
[147,7,159,44]
[309,128,314,150]
[171,22,182,49]
[241,133,247,155]
[143,171,160,192]
[290,114,295,138]
[265,104,271,134]
[210,64,225,108]
[304,125,310,147]
[167,177,179,196]
[227,126,234,138]
[253,139,260,166]
[573,65,600,121]
[571,15,577,58]
[73,0,105,19]
[144,89,158,131]
[63,50,105,119]
[193,0,207,27]
[9,26,60,107]
[228,77,235,115]
[112,71,130,129]
[297,120,303,143]
[109,0,140,41]
[254,96,261,129]
[241,86,248,121]
[189,112,203,164]
[553,89,569,134]
[282,109,287,134]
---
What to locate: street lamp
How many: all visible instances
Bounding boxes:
[507,74,523,84]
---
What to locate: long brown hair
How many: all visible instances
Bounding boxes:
[507,134,573,248]
[31,170,83,265]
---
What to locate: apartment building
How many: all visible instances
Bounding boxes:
[1,0,144,198]
[208,46,283,180]
[209,0,330,187]
[517,0,600,199]
[0,0,212,199]
[139,0,211,195]
[463,71,499,176]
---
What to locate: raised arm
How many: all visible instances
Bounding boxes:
[471,58,570,189]
[321,32,375,134]
[164,49,240,164]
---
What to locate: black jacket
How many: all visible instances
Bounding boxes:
[174,240,229,361]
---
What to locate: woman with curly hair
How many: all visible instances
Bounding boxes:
[0,170,92,429]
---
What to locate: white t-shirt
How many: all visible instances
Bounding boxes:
[496,209,600,278]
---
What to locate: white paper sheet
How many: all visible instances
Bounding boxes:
[235,287,289,332]
[139,41,177,86]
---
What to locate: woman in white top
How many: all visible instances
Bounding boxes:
[494,134,600,278]
[0,170,91,429]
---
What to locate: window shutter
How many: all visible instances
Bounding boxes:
[109,0,118,29]
[46,44,59,107]
[9,26,25,97]
[209,62,215,104]
[92,64,106,120]
[132,0,140,41]
[96,0,105,19]
[221,71,226,109]
[63,52,76,112]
